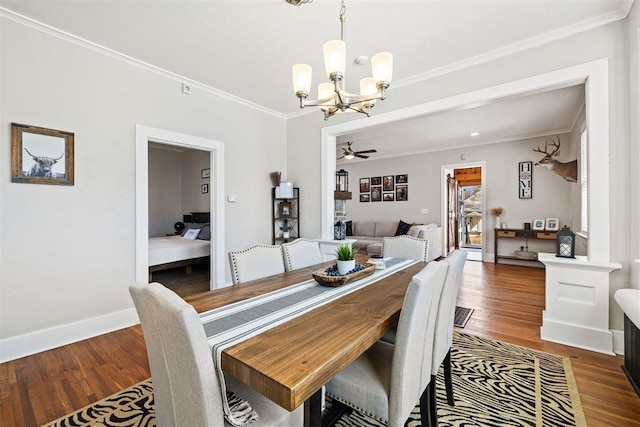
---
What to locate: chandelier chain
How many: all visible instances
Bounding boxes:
[339,0,346,41]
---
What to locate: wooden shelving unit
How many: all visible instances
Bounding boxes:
[272,187,300,244]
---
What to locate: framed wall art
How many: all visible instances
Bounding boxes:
[11,123,74,186]
[201,183,209,194]
[383,192,394,201]
[532,219,545,230]
[360,193,370,202]
[519,161,532,199]
[359,178,370,193]
[383,175,394,191]
[201,168,211,179]
[371,186,382,202]
[395,185,408,201]
[370,176,381,186]
[545,218,559,231]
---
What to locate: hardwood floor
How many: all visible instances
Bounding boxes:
[1,261,638,426]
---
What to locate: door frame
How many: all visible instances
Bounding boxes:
[442,161,486,260]
[135,125,226,289]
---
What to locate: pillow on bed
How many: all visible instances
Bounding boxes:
[197,223,211,240]
[183,228,201,240]
[181,222,205,236]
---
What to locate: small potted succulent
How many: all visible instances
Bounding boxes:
[336,243,359,275]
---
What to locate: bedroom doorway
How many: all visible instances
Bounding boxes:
[135,125,226,289]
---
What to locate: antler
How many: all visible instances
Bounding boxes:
[533,136,561,156]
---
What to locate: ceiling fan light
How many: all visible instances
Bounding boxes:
[372,52,393,84]
[344,153,355,160]
[323,40,346,78]
[292,64,312,95]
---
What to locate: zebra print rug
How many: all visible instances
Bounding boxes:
[42,332,586,427]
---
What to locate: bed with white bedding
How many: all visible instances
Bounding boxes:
[148,212,211,279]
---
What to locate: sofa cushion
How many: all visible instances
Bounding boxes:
[353,221,376,237]
[394,220,413,236]
[375,221,398,237]
[345,220,353,236]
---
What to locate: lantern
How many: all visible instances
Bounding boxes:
[556,225,575,258]
[334,220,346,240]
[336,169,349,191]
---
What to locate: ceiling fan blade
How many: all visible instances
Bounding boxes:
[354,149,377,154]
[337,155,345,160]
[354,154,370,159]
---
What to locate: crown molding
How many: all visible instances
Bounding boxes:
[0,7,287,121]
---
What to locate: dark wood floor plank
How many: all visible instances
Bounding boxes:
[0,261,638,426]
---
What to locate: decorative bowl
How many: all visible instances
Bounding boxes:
[312,263,375,287]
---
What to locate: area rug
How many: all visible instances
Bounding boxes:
[454,306,473,328]
[42,332,586,427]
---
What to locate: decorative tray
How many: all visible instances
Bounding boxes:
[312,263,375,287]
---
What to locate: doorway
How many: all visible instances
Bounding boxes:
[135,125,226,289]
[455,167,482,261]
[442,162,486,261]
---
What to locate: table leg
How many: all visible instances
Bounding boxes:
[304,389,323,427]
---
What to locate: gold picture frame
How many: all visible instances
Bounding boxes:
[11,123,74,186]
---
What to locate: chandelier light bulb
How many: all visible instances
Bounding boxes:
[372,52,393,85]
[323,40,346,78]
[292,64,312,95]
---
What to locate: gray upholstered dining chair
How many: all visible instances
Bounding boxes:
[228,244,286,285]
[382,235,429,261]
[325,261,449,427]
[426,250,467,422]
[282,238,322,271]
[380,250,467,425]
[129,282,303,427]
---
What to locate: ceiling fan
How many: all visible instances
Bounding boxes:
[338,142,377,160]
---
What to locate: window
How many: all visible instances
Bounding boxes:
[580,129,588,234]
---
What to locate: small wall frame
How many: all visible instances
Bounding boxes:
[11,123,74,186]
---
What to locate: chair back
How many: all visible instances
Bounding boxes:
[228,244,285,284]
[382,235,429,261]
[282,238,322,271]
[388,261,449,427]
[431,250,467,374]
[129,282,224,426]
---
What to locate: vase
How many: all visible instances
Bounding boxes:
[495,216,502,229]
[337,259,355,275]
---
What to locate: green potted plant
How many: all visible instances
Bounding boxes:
[336,243,359,275]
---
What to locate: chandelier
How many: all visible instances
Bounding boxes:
[291,0,393,120]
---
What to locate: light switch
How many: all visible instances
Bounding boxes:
[227,195,238,203]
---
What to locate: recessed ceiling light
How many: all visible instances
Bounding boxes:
[470,132,480,137]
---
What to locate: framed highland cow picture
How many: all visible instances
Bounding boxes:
[11,123,74,186]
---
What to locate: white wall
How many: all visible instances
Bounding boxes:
[181,149,211,216]
[288,21,630,330]
[148,147,182,237]
[0,17,287,361]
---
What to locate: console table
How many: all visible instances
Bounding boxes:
[494,228,557,265]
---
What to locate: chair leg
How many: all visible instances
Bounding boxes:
[444,349,455,406]
[429,375,438,426]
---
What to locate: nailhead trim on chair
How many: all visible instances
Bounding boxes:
[228,244,284,285]
[381,235,429,262]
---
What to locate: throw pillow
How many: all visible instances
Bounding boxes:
[197,223,211,240]
[394,220,412,236]
[183,228,201,240]
[345,220,353,236]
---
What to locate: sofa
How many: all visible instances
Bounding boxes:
[347,220,443,262]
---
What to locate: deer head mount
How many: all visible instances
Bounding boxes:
[533,136,577,183]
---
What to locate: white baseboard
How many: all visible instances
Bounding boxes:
[541,314,615,355]
[0,308,140,363]
[612,328,624,355]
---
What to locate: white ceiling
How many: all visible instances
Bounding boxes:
[0,0,631,158]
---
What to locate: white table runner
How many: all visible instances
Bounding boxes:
[199,258,418,425]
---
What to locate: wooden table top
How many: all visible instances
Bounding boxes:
[184,259,426,411]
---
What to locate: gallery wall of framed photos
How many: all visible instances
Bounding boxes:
[359,174,408,202]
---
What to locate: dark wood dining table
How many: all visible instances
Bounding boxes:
[184,257,426,427]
